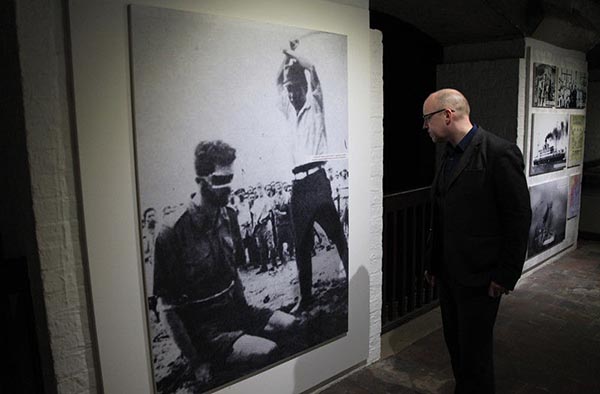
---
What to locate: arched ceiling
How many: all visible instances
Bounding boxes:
[370,0,600,68]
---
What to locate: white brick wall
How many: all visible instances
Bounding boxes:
[16,0,97,392]
[368,29,384,364]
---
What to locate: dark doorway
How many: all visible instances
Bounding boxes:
[1,1,47,392]
[371,12,443,332]
[370,11,442,195]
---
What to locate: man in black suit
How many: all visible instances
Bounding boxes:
[423,89,531,393]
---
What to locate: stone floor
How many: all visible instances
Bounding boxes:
[320,239,600,393]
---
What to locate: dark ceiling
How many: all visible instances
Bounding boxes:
[370,0,600,68]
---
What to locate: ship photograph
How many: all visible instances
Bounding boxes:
[530,113,569,176]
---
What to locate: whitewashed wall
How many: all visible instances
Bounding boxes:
[522,38,586,271]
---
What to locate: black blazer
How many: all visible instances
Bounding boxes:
[426,128,532,290]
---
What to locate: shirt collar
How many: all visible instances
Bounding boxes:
[447,124,478,154]
[188,193,229,231]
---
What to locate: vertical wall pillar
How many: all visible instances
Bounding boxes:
[523,38,587,269]
[16,0,98,392]
[368,29,384,364]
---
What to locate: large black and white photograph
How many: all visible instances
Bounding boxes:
[533,63,557,107]
[527,178,568,259]
[529,113,569,176]
[130,5,349,393]
[556,68,587,109]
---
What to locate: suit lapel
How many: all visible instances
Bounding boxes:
[446,129,484,191]
[432,148,448,195]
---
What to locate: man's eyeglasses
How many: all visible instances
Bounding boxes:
[203,173,234,187]
[422,108,454,122]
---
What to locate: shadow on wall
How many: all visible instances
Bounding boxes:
[293,265,370,394]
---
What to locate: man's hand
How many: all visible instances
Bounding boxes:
[488,281,509,298]
[193,362,211,384]
[282,49,313,70]
[424,271,435,287]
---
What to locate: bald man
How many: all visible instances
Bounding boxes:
[423,89,531,393]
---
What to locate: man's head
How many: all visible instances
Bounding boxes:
[422,88,473,145]
[256,182,264,198]
[194,140,236,207]
[143,207,156,230]
[283,60,308,111]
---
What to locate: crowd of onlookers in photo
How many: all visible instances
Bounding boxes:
[140,166,349,279]
[556,78,586,109]
[534,68,555,107]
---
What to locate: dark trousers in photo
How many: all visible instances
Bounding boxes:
[291,169,348,302]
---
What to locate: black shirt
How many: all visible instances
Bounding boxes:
[444,124,478,180]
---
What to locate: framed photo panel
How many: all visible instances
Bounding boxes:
[529,113,569,176]
[533,63,557,108]
[129,5,349,393]
[568,114,585,167]
[568,174,582,219]
[527,178,568,259]
[556,68,587,109]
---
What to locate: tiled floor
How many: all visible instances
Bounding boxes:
[321,240,600,393]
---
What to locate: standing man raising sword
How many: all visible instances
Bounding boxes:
[276,39,349,313]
